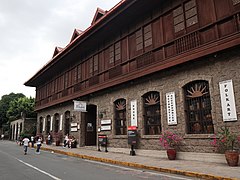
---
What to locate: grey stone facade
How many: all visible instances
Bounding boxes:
[37,47,240,153]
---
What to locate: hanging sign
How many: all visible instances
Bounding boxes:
[59,115,63,131]
[50,116,53,131]
[73,100,87,112]
[166,92,177,125]
[219,80,237,121]
[42,118,45,132]
[130,100,138,126]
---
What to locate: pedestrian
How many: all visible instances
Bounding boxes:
[30,135,35,149]
[47,133,52,145]
[63,134,69,148]
[36,137,42,154]
[22,136,30,155]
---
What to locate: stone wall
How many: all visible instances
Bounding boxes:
[36,47,240,153]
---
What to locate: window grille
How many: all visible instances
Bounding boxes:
[143,91,161,135]
[114,99,127,135]
[136,29,143,51]
[184,80,214,134]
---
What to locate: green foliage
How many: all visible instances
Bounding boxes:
[6,97,36,121]
[0,93,25,127]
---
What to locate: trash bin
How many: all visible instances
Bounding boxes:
[98,134,108,152]
[128,126,138,156]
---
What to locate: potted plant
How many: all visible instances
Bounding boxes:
[159,131,183,160]
[210,126,240,166]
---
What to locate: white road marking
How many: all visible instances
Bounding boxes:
[83,159,193,180]
[16,158,62,180]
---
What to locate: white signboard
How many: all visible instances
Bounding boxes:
[130,100,138,126]
[166,92,177,125]
[101,125,111,131]
[42,118,45,132]
[71,123,78,127]
[219,80,237,121]
[71,127,78,132]
[73,100,87,112]
[101,120,111,125]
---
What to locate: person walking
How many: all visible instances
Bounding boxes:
[47,133,52,145]
[22,137,30,155]
[36,137,42,154]
[30,135,35,149]
[63,134,69,148]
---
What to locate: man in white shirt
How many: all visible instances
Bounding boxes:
[22,137,30,155]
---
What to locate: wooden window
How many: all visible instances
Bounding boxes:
[144,24,152,47]
[89,58,93,76]
[136,29,143,51]
[109,45,114,64]
[232,0,240,5]
[185,0,198,27]
[115,42,121,62]
[173,6,185,33]
[114,98,127,135]
[173,0,198,33]
[77,65,81,82]
[143,91,161,135]
[184,80,214,134]
[64,72,69,88]
[93,55,99,72]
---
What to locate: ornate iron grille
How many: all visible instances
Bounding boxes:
[143,92,161,135]
[114,99,127,135]
[184,80,214,134]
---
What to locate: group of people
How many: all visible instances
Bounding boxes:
[21,136,42,155]
[63,134,76,148]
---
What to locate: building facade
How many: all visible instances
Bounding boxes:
[25,0,240,152]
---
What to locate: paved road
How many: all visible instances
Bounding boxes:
[0,141,200,180]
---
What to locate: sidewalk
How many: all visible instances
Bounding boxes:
[41,144,240,180]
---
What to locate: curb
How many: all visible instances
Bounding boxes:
[41,147,238,180]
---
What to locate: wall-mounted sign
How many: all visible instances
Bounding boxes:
[130,100,138,126]
[166,92,177,125]
[100,125,111,131]
[101,120,111,125]
[71,123,78,127]
[219,80,237,121]
[73,100,87,112]
[71,127,78,132]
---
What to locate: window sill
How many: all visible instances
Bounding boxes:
[141,135,160,139]
[113,135,127,139]
[183,134,214,139]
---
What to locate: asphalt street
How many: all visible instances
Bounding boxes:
[0,141,200,180]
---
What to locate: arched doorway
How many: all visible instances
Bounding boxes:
[54,113,60,133]
[85,105,97,146]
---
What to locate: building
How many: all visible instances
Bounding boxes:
[25,0,240,152]
[10,117,37,141]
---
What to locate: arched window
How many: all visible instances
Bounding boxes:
[46,115,51,134]
[39,117,43,133]
[64,111,70,135]
[184,80,214,134]
[54,113,60,133]
[142,91,161,135]
[114,98,127,135]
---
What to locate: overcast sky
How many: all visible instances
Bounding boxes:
[0,0,120,99]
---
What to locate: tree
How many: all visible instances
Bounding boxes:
[6,97,36,121]
[0,93,25,128]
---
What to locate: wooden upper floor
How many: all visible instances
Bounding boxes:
[24,0,240,111]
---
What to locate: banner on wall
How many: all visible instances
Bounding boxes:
[166,92,177,125]
[219,80,237,121]
[130,100,138,126]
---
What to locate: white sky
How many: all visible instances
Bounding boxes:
[0,0,120,99]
